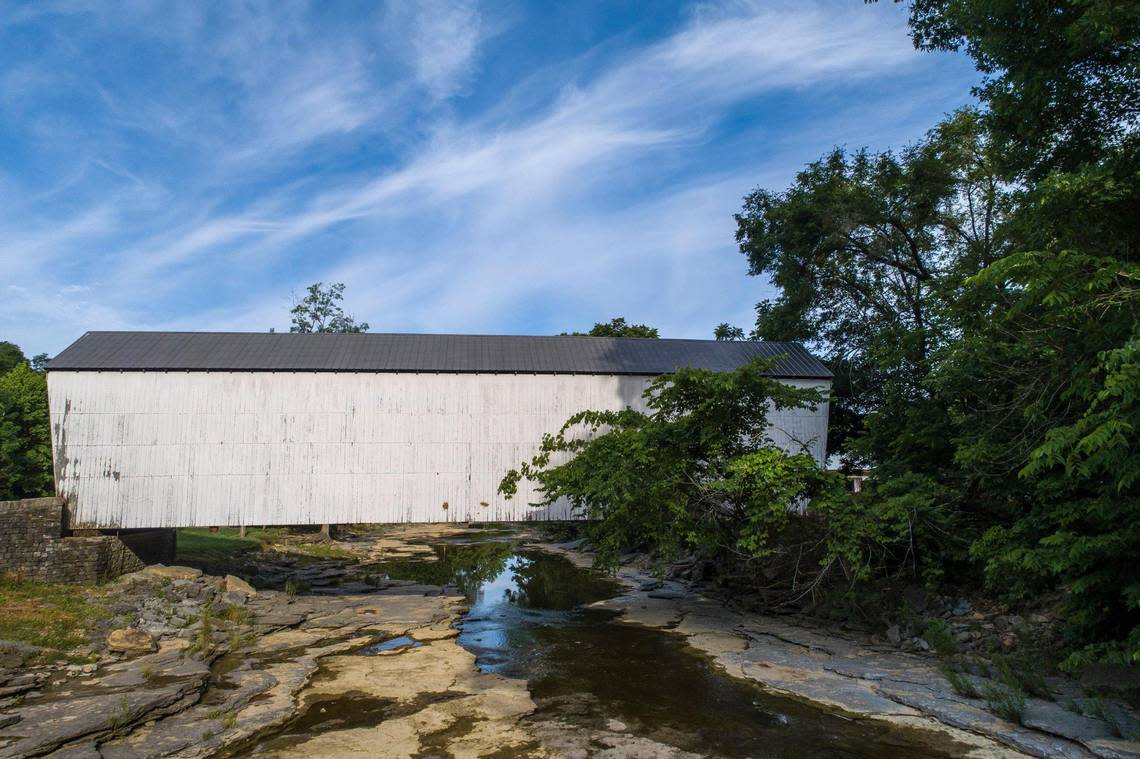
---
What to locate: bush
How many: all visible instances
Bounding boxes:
[499,358,841,569]
[992,649,1052,700]
[0,362,52,500]
[982,681,1027,724]
[941,665,981,699]
[924,619,958,657]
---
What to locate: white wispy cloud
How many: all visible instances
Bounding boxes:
[389,0,486,101]
[0,0,973,354]
[110,0,916,270]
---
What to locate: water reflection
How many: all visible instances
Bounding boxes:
[378,543,968,758]
[353,635,423,655]
[363,541,516,594]
[461,552,617,673]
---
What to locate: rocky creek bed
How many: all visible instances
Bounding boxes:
[0,525,1136,758]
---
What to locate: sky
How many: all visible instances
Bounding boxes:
[0,0,979,357]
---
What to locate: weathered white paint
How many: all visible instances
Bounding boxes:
[48,372,830,528]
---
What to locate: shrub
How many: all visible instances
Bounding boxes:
[499,358,840,569]
[982,681,1027,724]
[992,650,1052,700]
[924,619,958,657]
[217,604,251,626]
[941,665,981,698]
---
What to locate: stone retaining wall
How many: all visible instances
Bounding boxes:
[0,497,175,583]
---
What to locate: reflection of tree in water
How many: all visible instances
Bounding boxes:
[437,542,515,596]
[362,541,514,596]
[507,552,617,610]
[362,543,615,608]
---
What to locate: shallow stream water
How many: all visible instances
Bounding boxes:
[367,541,968,758]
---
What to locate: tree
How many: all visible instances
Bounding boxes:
[499,358,842,568]
[713,323,745,341]
[564,318,658,339]
[0,362,52,500]
[908,0,1140,179]
[903,0,1140,666]
[735,110,1009,476]
[959,244,1140,665]
[289,282,370,334]
[0,342,26,374]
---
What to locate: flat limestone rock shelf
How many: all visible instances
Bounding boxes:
[537,541,1140,759]
[4,526,1134,758]
[250,535,1017,758]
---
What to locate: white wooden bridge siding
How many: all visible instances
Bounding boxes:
[48,372,830,528]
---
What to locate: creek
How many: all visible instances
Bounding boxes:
[360,540,967,758]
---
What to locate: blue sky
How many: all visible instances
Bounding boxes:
[0,1,978,356]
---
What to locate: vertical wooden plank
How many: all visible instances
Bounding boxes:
[48,371,830,527]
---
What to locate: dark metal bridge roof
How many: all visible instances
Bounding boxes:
[49,331,831,378]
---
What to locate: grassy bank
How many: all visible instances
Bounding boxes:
[175,527,355,575]
[0,576,108,659]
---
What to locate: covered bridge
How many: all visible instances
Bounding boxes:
[47,332,831,528]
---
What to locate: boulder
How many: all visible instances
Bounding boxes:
[222,591,248,606]
[142,565,203,582]
[106,628,157,654]
[224,574,257,596]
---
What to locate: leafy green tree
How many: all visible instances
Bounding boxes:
[904,0,1140,666]
[0,362,53,500]
[499,359,842,568]
[908,0,1140,178]
[0,342,26,374]
[939,175,1140,664]
[564,318,658,338]
[289,282,370,334]
[735,110,1009,478]
[713,323,745,341]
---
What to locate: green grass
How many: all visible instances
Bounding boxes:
[206,708,239,730]
[941,665,982,698]
[176,527,355,573]
[107,693,132,735]
[983,681,1027,724]
[992,650,1053,700]
[285,541,355,560]
[1084,697,1128,738]
[284,579,310,599]
[0,575,109,656]
[533,521,588,542]
[227,628,256,651]
[188,602,214,654]
[175,528,285,571]
[217,604,251,625]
